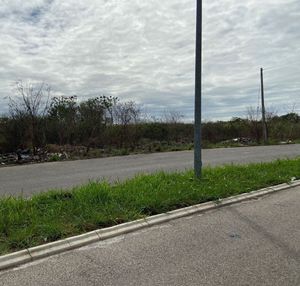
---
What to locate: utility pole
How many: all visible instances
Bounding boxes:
[260,67,268,143]
[194,0,202,178]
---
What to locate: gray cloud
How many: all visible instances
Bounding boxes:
[0,0,299,120]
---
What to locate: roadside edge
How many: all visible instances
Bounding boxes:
[1,180,299,271]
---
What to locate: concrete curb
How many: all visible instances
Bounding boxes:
[1,180,299,271]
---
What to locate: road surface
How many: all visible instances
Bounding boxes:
[0,144,299,196]
[0,186,299,286]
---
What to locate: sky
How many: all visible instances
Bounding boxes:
[0,0,299,121]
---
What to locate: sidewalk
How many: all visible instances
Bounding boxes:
[0,187,299,286]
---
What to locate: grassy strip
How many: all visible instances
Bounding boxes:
[0,158,299,255]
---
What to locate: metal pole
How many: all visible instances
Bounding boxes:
[260,68,268,143]
[194,0,202,178]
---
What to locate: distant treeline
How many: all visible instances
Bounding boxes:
[0,81,299,154]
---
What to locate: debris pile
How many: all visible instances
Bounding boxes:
[0,148,69,166]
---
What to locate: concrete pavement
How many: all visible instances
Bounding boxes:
[1,144,300,196]
[0,187,299,286]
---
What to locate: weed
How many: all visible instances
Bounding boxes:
[0,158,299,255]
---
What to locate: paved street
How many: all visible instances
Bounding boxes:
[0,144,300,196]
[0,187,299,286]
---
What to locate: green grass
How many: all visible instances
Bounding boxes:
[0,158,300,255]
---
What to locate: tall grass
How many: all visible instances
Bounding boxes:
[0,158,299,255]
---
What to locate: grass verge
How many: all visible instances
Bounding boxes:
[0,158,299,255]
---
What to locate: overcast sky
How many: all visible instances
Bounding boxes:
[0,0,299,121]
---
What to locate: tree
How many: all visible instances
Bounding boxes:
[9,81,50,153]
[47,96,78,145]
[113,101,141,147]
[113,101,141,125]
[100,95,118,125]
[162,109,184,124]
[246,106,262,143]
[78,96,117,148]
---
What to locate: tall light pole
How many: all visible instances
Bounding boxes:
[194,0,202,178]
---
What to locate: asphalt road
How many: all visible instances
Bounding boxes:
[0,186,299,286]
[1,144,300,196]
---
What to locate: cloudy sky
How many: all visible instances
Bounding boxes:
[0,0,299,121]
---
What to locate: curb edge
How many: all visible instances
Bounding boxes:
[1,180,299,271]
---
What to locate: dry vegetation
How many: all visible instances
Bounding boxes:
[0,81,299,164]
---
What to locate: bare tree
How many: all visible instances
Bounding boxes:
[113,101,141,125]
[101,96,118,125]
[113,101,141,147]
[265,106,278,122]
[283,103,297,115]
[162,109,184,124]
[9,81,51,153]
[246,106,261,143]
